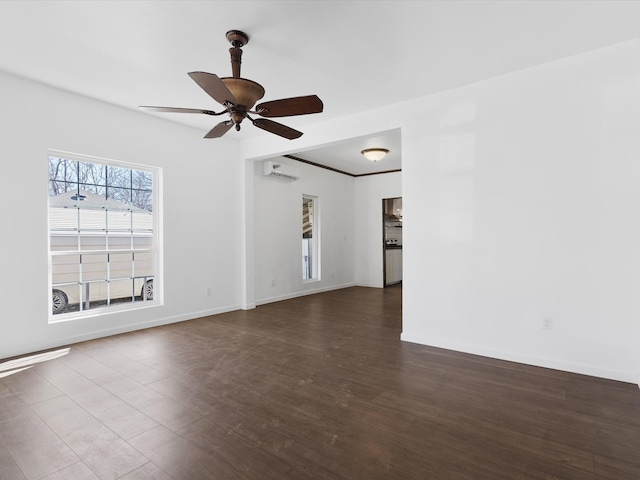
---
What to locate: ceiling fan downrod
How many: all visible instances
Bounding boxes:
[226,30,248,79]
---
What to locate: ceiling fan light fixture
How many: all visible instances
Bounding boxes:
[361,148,389,162]
[220,77,265,109]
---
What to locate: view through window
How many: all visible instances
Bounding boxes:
[48,154,157,318]
[302,195,319,280]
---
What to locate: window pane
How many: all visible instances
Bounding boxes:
[79,161,106,189]
[79,209,106,232]
[48,157,65,181]
[133,236,153,249]
[132,189,153,213]
[109,252,133,280]
[302,198,313,239]
[50,235,77,252]
[83,254,108,282]
[108,187,133,208]
[84,281,107,309]
[132,211,153,233]
[107,165,131,190]
[108,279,136,302]
[52,254,80,285]
[80,183,103,196]
[48,157,77,184]
[107,209,132,232]
[49,180,68,196]
[80,234,107,251]
[134,251,154,277]
[132,169,152,186]
[50,208,79,233]
[108,235,132,251]
[302,196,318,280]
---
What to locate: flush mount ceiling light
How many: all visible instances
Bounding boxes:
[361,148,389,162]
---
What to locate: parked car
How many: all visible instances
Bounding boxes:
[50,233,154,314]
[52,277,153,314]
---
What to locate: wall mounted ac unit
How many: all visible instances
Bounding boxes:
[262,160,300,181]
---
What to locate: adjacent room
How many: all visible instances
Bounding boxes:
[0,1,639,479]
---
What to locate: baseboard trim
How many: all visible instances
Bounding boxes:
[401,333,637,384]
[256,282,357,306]
[1,304,241,361]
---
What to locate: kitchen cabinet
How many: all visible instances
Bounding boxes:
[385,248,402,285]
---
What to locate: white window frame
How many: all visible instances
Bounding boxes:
[47,150,162,322]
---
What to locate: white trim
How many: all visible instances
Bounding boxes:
[3,304,241,361]
[401,333,638,384]
[48,149,157,171]
[48,298,159,324]
[256,282,356,306]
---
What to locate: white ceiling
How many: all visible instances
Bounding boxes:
[1,1,640,175]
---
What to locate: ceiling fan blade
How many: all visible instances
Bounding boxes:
[139,106,217,115]
[256,95,323,117]
[253,118,303,139]
[188,71,237,106]
[204,121,233,139]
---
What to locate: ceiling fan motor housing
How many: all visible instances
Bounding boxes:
[221,77,265,110]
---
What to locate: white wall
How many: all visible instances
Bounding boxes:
[402,40,640,383]
[252,157,356,304]
[354,172,402,287]
[0,70,243,358]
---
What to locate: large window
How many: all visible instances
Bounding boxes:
[302,195,319,280]
[48,153,158,319]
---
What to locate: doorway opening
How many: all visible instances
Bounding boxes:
[383,197,402,287]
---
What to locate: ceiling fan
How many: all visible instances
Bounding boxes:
[139,30,323,140]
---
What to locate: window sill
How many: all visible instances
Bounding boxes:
[48,299,160,324]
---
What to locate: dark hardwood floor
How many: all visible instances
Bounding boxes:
[1,285,640,479]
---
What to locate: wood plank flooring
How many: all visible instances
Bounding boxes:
[1,285,640,479]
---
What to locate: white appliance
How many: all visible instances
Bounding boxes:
[262,160,300,181]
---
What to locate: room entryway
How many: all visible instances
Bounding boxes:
[383,197,402,286]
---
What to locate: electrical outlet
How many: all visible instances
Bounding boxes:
[206,287,211,297]
[543,317,553,330]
